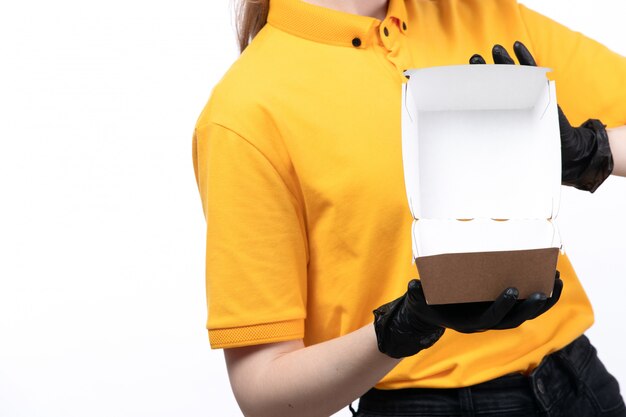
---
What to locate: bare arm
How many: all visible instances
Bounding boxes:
[224,323,401,417]
[608,125,626,177]
[222,273,562,417]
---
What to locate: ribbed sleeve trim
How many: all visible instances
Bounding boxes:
[209,319,305,349]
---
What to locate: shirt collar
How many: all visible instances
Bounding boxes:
[267,0,409,48]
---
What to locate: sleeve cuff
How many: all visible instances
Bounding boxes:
[208,319,305,349]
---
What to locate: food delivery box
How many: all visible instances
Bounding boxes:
[401,65,562,305]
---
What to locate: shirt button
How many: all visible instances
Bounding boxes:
[402,21,408,30]
[383,26,389,37]
[352,37,361,47]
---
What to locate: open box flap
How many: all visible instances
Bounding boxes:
[411,218,561,259]
[404,65,552,111]
[401,65,561,221]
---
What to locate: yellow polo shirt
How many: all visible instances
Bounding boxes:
[192,0,626,389]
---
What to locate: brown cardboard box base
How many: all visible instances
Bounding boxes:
[416,247,559,305]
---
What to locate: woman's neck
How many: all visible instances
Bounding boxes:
[299,0,389,20]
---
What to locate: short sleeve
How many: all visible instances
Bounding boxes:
[519,4,626,128]
[193,122,308,349]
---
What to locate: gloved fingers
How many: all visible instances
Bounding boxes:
[428,302,485,332]
[474,287,519,329]
[556,107,581,157]
[492,44,516,65]
[513,41,537,66]
[406,279,445,324]
[557,105,575,133]
[407,280,464,328]
[493,293,547,329]
[428,288,518,333]
[435,302,494,333]
[547,271,563,303]
[469,54,487,65]
[472,42,535,66]
[407,279,426,303]
[530,273,564,319]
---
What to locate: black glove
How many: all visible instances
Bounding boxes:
[373,271,563,359]
[469,41,614,193]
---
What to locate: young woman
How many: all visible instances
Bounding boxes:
[192,0,626,415]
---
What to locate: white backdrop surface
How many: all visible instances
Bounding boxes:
[0,1,624,416]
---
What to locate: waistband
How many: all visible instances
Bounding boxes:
[358,335,595,415]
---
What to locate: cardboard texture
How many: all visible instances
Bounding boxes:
[401,65,562,305]
[416,248,559,304]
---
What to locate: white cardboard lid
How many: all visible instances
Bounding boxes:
[405,65,552,111]
[401,65,562,221]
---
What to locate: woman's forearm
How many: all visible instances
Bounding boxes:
[224,323,401,417]
[608,125,626,177]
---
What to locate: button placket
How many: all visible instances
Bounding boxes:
[369,36,410,84]
[378,20,398,51]
[367,15,411,83]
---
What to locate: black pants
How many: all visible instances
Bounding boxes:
[355,335,626,417]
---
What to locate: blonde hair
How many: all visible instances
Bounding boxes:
[234,0,270,53]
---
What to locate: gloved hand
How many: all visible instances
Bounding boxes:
[373,271,563,359]
[469,41,614,193]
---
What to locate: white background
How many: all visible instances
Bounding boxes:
[0,1,624,416]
